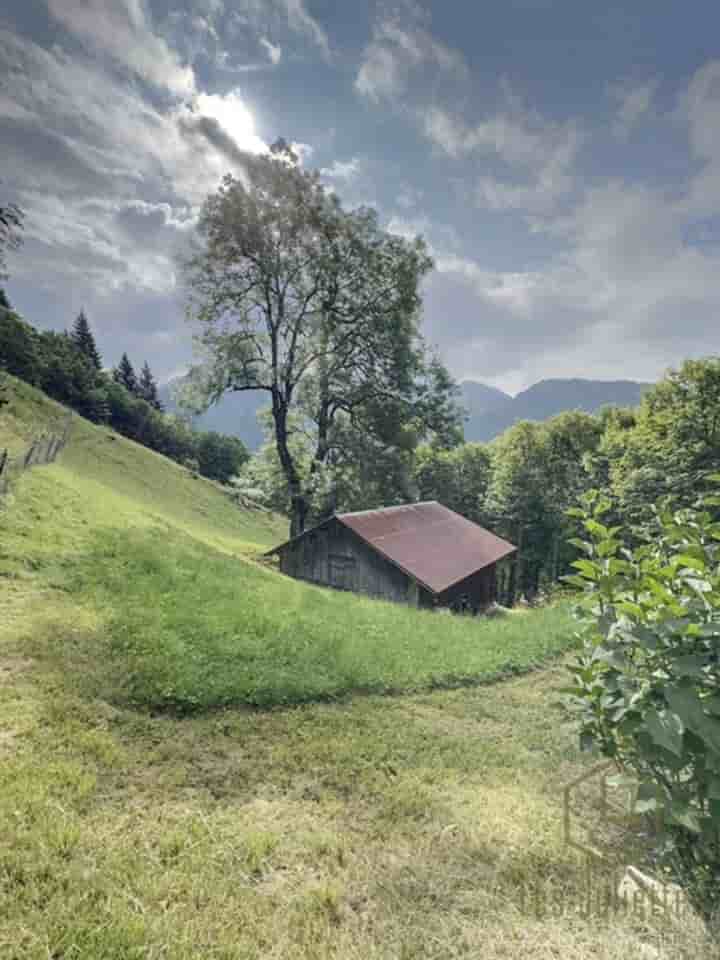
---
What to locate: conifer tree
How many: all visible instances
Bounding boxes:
[139,360,163,411]
[113,352,139,395]
[71,309,102,370]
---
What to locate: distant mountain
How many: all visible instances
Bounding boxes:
[461,377,651,443]
[160,375,651,451]
[159,380,269,451]
[459,381,510,420]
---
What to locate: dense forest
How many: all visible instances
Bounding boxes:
[0,294,248,485]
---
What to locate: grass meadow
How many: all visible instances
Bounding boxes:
[1,377,714,958]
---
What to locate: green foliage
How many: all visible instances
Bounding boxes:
[138,360,162,411]
[113,352,139,395]
[413,441,492,523]
[194,430,249,484]
[0,307,39,383]
[606,358,720,531]
[563,486,720,926]
[71,310,102,371]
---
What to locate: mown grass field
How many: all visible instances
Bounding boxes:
[1,377,714,958]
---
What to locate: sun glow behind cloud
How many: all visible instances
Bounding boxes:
[194,92,266,155]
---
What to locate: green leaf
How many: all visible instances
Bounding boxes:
[567,537,593,556]
[615,600,643,619]
[645,708,685,757]
[585,519,609,538]
[674,554,707,572]
[561,574,592,590]
[571,559,600,578]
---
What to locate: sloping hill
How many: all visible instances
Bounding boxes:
[0,377,710,959]
[0,376,286,556]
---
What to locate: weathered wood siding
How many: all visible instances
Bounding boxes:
[436,566,496,610]
[278,518,419,604]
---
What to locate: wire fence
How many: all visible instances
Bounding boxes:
[0,414,73,498]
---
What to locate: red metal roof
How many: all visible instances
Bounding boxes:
[336,501,516,595]
[268,501,516,596]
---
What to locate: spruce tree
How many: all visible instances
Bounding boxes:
[0,288,11,311]
[139,360,163,411]
[71,309,102,370]
[113,353,139,395]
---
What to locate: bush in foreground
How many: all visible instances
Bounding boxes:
[564,486,720,931]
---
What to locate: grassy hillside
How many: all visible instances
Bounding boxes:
[1,376,575,711]
[1,377,711,958]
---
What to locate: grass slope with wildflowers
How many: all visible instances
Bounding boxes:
[1,376,713,959]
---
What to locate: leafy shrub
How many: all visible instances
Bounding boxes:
[563,486,720,929]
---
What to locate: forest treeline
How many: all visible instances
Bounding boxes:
[0,292,248,484]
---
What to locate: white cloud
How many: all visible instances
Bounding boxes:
[279,0,330,59]
[320,157,361,181]
[260,36,282,64]
[609,77,658,139]
[386,214,459,255]
[355,4,466,103]
[45,0,196,95]
[422,165,720,390]
[0,28,269,306]
[424,102,582,214]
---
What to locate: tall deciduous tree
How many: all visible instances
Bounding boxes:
[71,309,103,370]
[113,353,139,396]
[180,142,461,536]
[139,361,163,411]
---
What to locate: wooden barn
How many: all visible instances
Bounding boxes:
[265,501,516,612]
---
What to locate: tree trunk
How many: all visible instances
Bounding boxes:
[290,491,309,538]
[272,388,308,539]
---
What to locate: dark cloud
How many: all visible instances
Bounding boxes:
[177,112,250,168]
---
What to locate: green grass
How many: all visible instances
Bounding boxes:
[33,524,576,711]
[1,376,713,958]
[1,376,577,712]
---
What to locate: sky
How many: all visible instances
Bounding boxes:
[1,0,720,395]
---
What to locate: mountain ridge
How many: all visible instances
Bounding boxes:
[160,375,651,450]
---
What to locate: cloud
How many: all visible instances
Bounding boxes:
[419,166,720,390]
[0,27,267,310]
[609,77,658,139]
[423,97,582,215]
[45,0,196,95]
[320,157,361,181]
[280,0,330,59]
[260,36,282,64]
[188,92,267,157]
[355,2,466,103]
